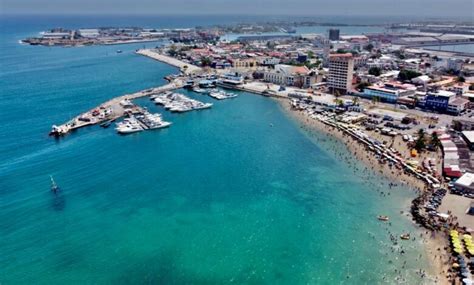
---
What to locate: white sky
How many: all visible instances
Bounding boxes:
[2,0,473,18]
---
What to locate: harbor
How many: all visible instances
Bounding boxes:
[152,92,213,112]
[115,111,171,134]
[49,79,183,136]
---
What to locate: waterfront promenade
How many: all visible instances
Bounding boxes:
[136,49,202,75]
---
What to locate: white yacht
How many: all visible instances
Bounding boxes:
[209,90,238,100]
[192,87,208,94]
[115,117,143,134]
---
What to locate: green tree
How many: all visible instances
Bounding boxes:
[168,45,178,57]
[368,67,381,76]
[356,82,370,91]
[415,129,426,151]
[307,51,314,59]
[352,96,360,106]
[431,132,441,151]
[200,57,212,67]
[371,96,380,105]
[394,50,405,59]
[334,98,344,107]
[364,43,374,52]
[458,76,466,83]
[398,69,422,81]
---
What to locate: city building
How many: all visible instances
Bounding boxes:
[263,64,316,88]
[327,53,354,94]
[78,29,100,38]
[230,57,257,69]
[450,83,470,95]
[259,57,281,66]
[454,172,474,194]
[447,97,469,115]
[328,29,340,41]
[424,90,456,113]
[461,131,474,150]
[362,83,415,103]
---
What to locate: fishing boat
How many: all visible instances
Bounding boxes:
[400,233,411,240]
[50,175,59,193]
[377,215,389,221]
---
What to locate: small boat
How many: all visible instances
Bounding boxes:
[377,215,389,221]
[50,175,59,193]
[116,50,122,54]
[400,233,410,240]
[100,120,113,128]
[192,87,208,94]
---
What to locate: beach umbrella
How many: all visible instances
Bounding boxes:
[463,278,473,285]
[453,263,460,268]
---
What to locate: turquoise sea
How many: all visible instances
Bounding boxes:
[1,15,433,284]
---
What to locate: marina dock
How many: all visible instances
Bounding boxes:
[50,79,184,136]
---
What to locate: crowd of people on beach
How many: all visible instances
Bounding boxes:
[287,100,472,284]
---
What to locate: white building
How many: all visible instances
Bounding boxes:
[78,29,100,38]
[454,172,474,193]
[328,53,354,93]
[263,64,315,88]
[259,57,281,66]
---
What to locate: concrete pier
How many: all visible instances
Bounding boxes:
[136,49,202,75]
[51,79,183,136]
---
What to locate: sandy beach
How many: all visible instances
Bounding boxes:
[276,98,451,284]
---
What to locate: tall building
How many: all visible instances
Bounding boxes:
[328,53,354,94]
[328,29,340,41]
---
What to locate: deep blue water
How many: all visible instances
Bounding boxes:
[1,15,434,284]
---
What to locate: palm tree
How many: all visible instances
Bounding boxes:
[415,129,426,151]
[334,98,343,107]
[413,96,419,108]
[371,96,379,105]
[352,96,360,106]
[431,132,441,151]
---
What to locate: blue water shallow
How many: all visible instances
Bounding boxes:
[1,15,433,284]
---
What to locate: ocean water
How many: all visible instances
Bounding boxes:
[1,15,433,284]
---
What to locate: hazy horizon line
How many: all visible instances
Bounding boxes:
[1,12,469,21]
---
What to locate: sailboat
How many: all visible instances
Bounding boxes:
[50,175,60,193]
